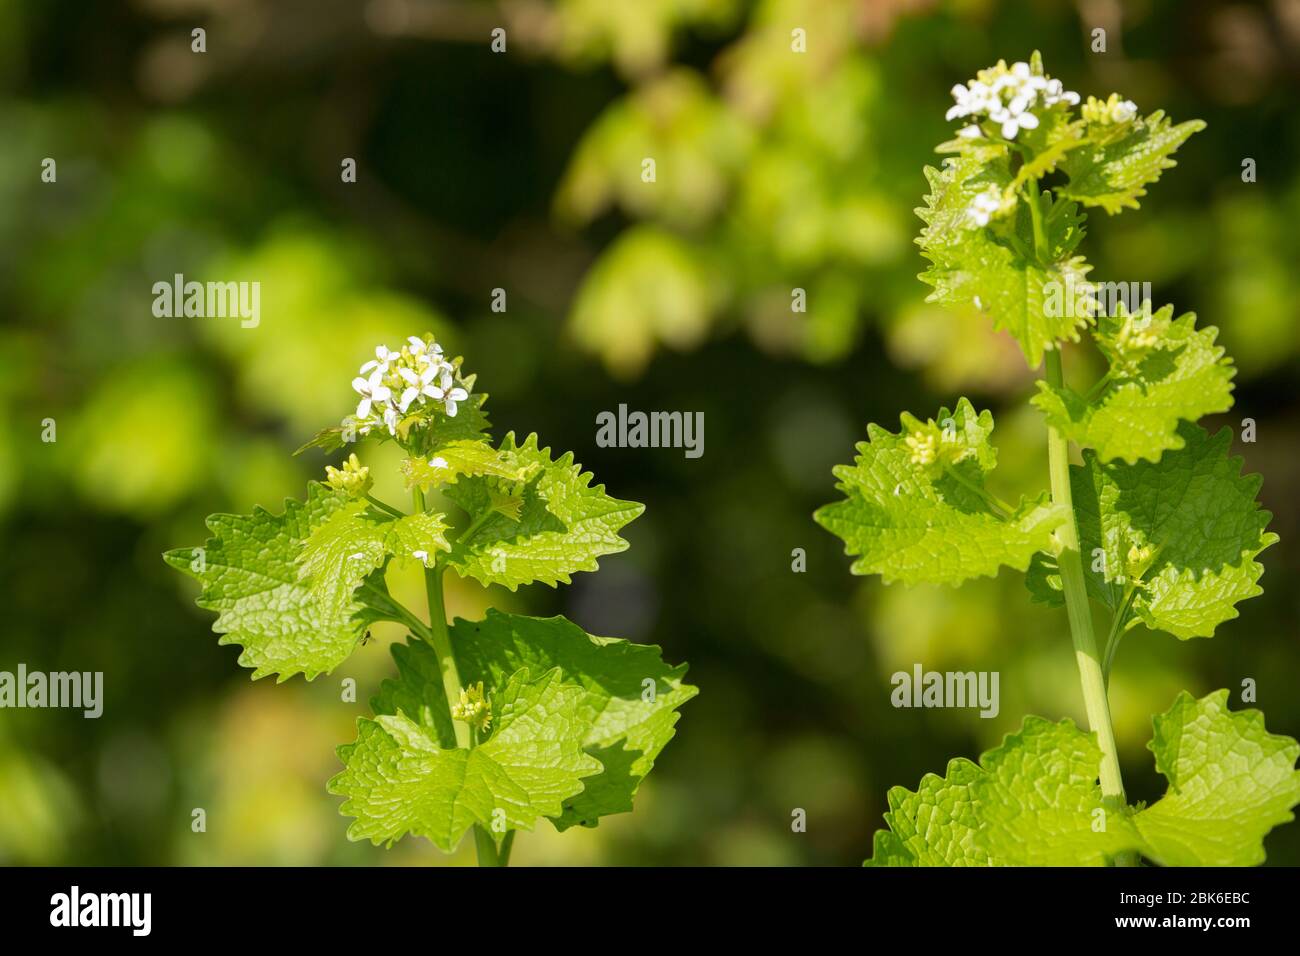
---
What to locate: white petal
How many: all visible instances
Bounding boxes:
[352,376,369,394]
[448,387,468,402]
[399,367,420,385]
[444,399,458,417]
[1001,118,1019,139]
[1018,111,1039,130]
[359,360,378,374]
[428,386,445,400]
[399,387,418,412]
[372,384,392,402]
[357,398,372,418]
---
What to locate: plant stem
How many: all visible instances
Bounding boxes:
[458,509,495,549]
[1044,350,1126,805]
[1101,588,1137,685]
[357,580,432,641]
[473,826,511,866]
[365,493,406,518]
[1084,371,1113,403]
[412,488,509,866]
[413,490,472,752]
[1027,178,1049,264]
[942,465,1014,519]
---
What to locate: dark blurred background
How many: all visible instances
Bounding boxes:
[1,0,1298,865]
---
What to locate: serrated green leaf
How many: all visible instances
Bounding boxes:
[1012,111,1088,188]
[974,717,1141,865]
[917,155,1092,366]
[1071,423,1276,638]
[401,438,540,490]
[815,398,1066,586]
[330,666,602,852]
[1060,110,1206,214]
[867,757,987,866]
[1033,303,1235,463]
[163,483,373,681]
[444,432,644,591]
[297,502,450,617]
[449,610,697,829]
[369,611,696,831]
[870,691,1300,867]
[868,716,1139,866]
[1134,690,1300,866]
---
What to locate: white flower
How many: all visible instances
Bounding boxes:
[436,382,469,417]
[406,335,445,362]
[348,334,473,434]
[359,345,394,375]
[967,188,1003,228]
[945,59,1079,141]
[397,363,444,413]
[352,368,391,419]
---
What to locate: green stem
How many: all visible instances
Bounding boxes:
[357,581,431,641]
[458,509,495,549]
[365,494,406,518]
[1101,589,1137,685]
[1084,371,1114,404]
[413,487,509,867]
[1044,350,1126,806]
[473,826,513,866]
[1027,178,1049,263]
[942,465,1014,520]
[413,489,471,753]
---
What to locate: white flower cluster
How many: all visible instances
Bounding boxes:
[351,336,470,436]
[947,60,1080,140]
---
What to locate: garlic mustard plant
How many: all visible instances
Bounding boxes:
[817,54,1299,866]
[165,333,696,864]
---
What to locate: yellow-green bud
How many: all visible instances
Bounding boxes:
[325,453,373,497]
[1125,542,1155,581]
[906,431,938,467]
[451,681,491,732]
[1082,93,1138,126]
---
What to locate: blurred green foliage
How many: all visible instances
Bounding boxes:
[1,0,1297,865]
